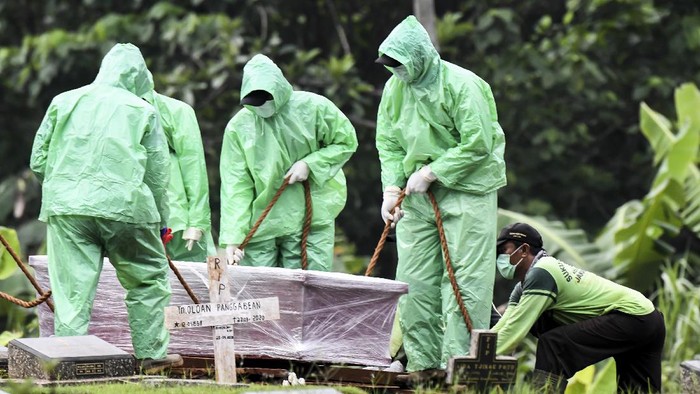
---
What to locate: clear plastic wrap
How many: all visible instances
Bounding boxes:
[29,256,407,366]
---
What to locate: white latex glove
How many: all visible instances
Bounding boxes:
[225,245,245,265]
[405,165,437,195]
[381,186,404,228]
[285,160,310,184]
[182,227,203,251]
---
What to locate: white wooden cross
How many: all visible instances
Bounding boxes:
[164,256,280,383]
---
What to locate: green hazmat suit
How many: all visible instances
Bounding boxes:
[143,76,216,262]
[29,43,172,360]
[219,54,358,270]
[375,16,506,371]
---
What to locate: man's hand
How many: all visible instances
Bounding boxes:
[285,160,310,184]
[225,245,245,265]
[182,227,203,251]
[380,186,404,228]
[405,166,436,195]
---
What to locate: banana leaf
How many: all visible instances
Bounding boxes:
[497,209,610,274]
[595,83,699,291]
[0,227,20,280]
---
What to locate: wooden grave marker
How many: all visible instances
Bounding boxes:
[164,256,280,384]
[446,330,517,390]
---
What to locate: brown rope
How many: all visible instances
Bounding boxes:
[427,190,473,333]
[300,180,313,270]
[167,254,200,304]
[365,191,406,277]
[238,177,312,270]
[0,233,54,311]
[0,289,52,308]
[365,189,473,333]
[167,177,312,304]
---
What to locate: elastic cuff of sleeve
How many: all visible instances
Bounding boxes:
[182,227,203,241]
[383,185,402,197]
[421,166,437,182]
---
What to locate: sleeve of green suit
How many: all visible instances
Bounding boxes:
[376,90,407,189]
[142,113,171,227]
[219,125,255,246]
[302,97,358,186]
[428,83,496,189]
[170,105,211,230]
[30,101,57,183]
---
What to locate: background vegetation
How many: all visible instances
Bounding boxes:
[0,0,699,392]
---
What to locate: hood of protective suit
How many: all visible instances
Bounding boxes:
[94,43,154,97]
[141,69,157,103]
[240,54,293,114]
[378,15,441,87]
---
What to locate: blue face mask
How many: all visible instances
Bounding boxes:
[496,244,525,280]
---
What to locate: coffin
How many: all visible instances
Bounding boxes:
[29,256,407,367]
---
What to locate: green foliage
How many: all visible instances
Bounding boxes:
[332,227,368,274]
[0,227,19,280]
[497,209,609,274]
[2,0,700,258]
[652,260,700,393]
[565,361,616,394]
[595,83,700,291]
[442,0,700,233]
[0,330,22,346]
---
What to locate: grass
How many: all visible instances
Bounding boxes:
[2,382,368,394]
[652,259,700,393]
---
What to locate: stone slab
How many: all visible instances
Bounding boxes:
[8,335,135,380]
[682,360,700,394]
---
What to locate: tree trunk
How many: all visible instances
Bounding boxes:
[413,0,440,51]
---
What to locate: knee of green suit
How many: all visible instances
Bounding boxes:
[124,285,170,359]
[307,224,335,271]
[398,293,443,371]
[240,238,278,267]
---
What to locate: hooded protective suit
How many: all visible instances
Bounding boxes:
[30,43,172,359]
[219,54,357,270]
[142,72,216,262]
[376,16,506,371]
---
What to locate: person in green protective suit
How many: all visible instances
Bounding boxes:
[375,16,506,372]
[29,43,180,370]
[219,54,358,270]
[142,70,217,262]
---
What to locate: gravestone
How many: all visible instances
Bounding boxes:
[8,335,135,380]
[164,256,280,384]
[681,360,700,394]
[446,330,517,390]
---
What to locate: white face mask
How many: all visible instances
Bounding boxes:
[391,65,411,82]
[496,244,525,280]
[245,100,275,118]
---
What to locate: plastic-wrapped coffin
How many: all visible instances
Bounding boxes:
[29,256,408,367]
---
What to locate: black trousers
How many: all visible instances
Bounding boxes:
[534,310,665,393]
